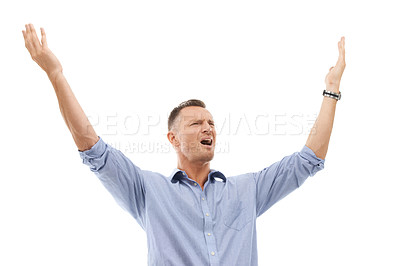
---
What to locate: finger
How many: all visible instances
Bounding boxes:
[25,24,32,43]
[341,37,346,60]
[29,24,42,50]
[24,24,38,54]
[40,27,48,48]
[25,24,31,34]
[23,25,35,51]
[339,37,345,57]
[335,37,346,67]
[329,66,334,71]
[29,24,41,44]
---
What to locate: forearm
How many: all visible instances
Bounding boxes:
[305,87,338,160]
[49,72,99,151]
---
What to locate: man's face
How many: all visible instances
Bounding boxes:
[169,106,216,164]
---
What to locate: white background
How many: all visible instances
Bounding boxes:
[1,0,399,265]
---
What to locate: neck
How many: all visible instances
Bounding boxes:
[177,158,211,190]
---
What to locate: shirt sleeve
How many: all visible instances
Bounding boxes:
[253,145,325,218]
[79,136,146,229]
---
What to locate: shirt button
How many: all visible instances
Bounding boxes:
[206,213,209,216]
[202,197,205,201]
[211,251,215,256]
[207,233,211,236]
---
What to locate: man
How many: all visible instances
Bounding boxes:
[22,23,346,265]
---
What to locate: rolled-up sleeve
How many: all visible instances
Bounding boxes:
[79,136,146,229]
[253,145,325,218]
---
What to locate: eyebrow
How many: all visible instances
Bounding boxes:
[188,119,214,123]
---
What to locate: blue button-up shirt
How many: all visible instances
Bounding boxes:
[79,136,325,266]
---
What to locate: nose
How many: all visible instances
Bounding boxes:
[202,122,212,133]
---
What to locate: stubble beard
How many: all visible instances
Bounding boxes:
[182,142,215,164]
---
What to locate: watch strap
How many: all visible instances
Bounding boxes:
[323,89,341,101]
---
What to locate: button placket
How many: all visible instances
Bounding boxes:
[180,171,220,264]
[200,191,220,265]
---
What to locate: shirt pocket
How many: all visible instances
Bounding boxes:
[223,200,252,231]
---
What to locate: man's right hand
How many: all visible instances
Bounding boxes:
[22,24,63,81]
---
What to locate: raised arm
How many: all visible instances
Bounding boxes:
[305,37,346,160]
[22,24,98,151]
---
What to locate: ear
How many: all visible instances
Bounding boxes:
[167,130,180,148]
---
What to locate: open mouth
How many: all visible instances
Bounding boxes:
[200,139,213,146]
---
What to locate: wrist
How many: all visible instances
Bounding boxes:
[325,85,340,93]
[47,70,63,83]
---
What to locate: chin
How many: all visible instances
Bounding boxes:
[203,153,215,162]
[194,153,215,163]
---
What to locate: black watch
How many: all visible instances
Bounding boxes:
[323,89,341,101]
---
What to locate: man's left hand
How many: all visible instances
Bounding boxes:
[324,36,346,92]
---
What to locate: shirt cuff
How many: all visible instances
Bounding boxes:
[79,136,107,162]
[300,145,325,167]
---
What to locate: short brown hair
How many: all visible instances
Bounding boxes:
[168,99,206,131]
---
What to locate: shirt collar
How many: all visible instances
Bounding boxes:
[170,168,226,183]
